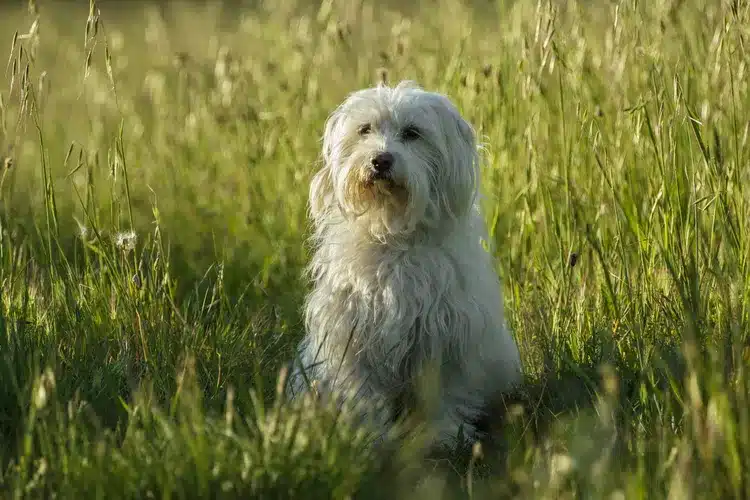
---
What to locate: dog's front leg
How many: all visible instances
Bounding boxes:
[336,361,403,438]
[428,383,488,451]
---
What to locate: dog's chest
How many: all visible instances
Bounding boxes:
[334,247,466,334]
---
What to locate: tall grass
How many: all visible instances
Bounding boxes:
[0,0,748,497]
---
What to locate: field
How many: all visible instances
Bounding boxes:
[0,0,748,497]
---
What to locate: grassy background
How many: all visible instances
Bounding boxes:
[0,0,749,497]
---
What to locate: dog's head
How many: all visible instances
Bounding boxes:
[310,81,480,238]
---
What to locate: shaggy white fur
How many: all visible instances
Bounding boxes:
[287,81,523,450]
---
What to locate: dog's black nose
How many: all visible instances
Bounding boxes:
[371,152,394,173]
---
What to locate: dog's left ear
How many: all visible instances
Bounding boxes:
[452,111,479,169]
[435,97,479,218]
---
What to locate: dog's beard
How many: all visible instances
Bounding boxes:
[335,156,417,238]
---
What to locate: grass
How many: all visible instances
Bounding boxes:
[0,0,748,497]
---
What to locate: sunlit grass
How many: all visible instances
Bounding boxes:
[0,0,749,498]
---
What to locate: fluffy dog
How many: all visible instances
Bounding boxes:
[287,81,523,450]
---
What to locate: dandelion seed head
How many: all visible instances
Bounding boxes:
[74,217,89,240]
[115,230,137,251]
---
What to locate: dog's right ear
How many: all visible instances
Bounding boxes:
[309,165,333,220]
[310,109,343,220]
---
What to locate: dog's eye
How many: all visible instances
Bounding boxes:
[400,126,421,141]
[358,123,372,135]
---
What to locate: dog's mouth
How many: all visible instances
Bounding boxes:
[363,170,400,189]
[346,164,410,216]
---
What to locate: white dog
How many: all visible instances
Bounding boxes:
[287,81,523,450]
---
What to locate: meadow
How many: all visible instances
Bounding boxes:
[0,0,749,497]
